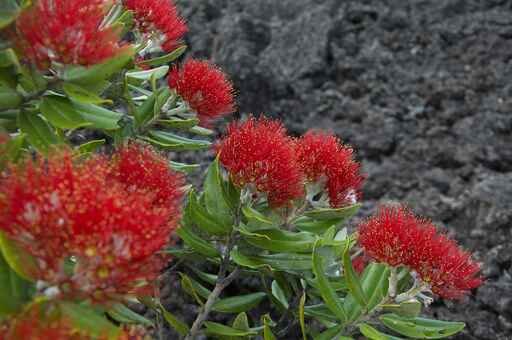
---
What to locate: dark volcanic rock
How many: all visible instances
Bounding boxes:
[165,0,512,338]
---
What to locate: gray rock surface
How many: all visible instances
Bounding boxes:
[164,1,512,338]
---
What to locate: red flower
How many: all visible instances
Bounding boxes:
[358,206,482,299]
[295,131,364,207]
[15,0,127,69]
[124,0,187,52]
[169,59,235,125]
[217,116,304,207]
[0,146,183,301]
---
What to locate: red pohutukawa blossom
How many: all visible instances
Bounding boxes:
[358,206,483,299]
[124,0,187,52]
[217,116,304,207]
[0,145,183,301]
[169,59,235,125]
[15,0,127,69]
[295,131,364,207]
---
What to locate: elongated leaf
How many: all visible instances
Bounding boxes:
[271,281,288,309]
[0,252,33,317]
[72,101,122,130]
[213,292,266,313]
[230,312,250,340]
[40,96,91,129]
[159,303,189,336]
[263,314,276,340]
[0,0,20,29]
[189,267,217,285]
[315,324,344,340]
[204,321,258,337]
[345,263,389,322]
[303,304,338,323]
[170,160,200,174]
[63,83,111,105]
[158,117,199,129]
[239,226,317,253]
[145,130,211,151]
[77,139,105,154]
[299,293,307,340]
[63,48,134,84]
[203,157,234,226]
[126,65,169,81]
[180,273,207,305]
[60,302,120,338]
[134,93,156,127]
[382,300,422,318]
[186,190,229,235]
[0,231,39,281]
[107,303,154,327]
[139,45,187,66]
[294,217,340,234]
[379,314,465,339]
[231,248,312,272]
[242,207,274,227]
[0,84,21,110]
[176,225,220,258]
[17,111,59,153]
[305,204,361,221]
[312,240,347,322]
[342,241,367,308]
[359,323,404,340]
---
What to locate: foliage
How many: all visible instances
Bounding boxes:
[0,0,481,339]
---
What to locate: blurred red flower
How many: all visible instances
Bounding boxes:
[16,0,127,69]
[124,0,187,52]
[0,145,183,301]
[295,131,364,207]
[358,206,482,299]
[169,59,235,125]
[217,116,304,207]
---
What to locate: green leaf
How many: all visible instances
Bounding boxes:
[62,83,112,105]
[262,314,276,340]
[40,96,91,129]
[189,267,217,285]
[0,84,22,110]
[107,303,154,327]
[185,190,230,236]
[238,226,317,253]
[230,312,250,340]
[294,217,340,234]
[213,292,266,313]
[345,263,389,322]
[60,302,120,339]
[176,225,220,258]
[126,65,169,81]
[382,300,422,318]
[0,232,39,281]
[139,45,187,67]
[379,314,465,339]
[299,293,307,340]
[203,157,234,226]
[303,304,338,323]
[17,111,59,153]
[271,280,288,309]
[242,206,274,227]
[231,248,312,272]
[134,93,156,127]
[312,240,347,322]
[170,161,200,174]
[0,252,33,317]
[0,133,25,167]
[189,125,214,136]
[359,323,404,340]
[72,101,122,130]
[0,0,20,29]
[144,129,211,151]
[159,303,190,336]
[157,117,199,129]
[342,241,367,308]
[305,204,361,221]
[315,324,344,340]
[62,48,134,84]
[205,322,258,337]
[77,139,105,154]
[180,273,208,304]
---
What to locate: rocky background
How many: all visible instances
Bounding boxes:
[163,1,512,339]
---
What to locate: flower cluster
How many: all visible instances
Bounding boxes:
[0,144,183,301]
[217,117,303,207]
[169,59,236,125]
[124,0,187,52]
[217,117,364,208]
[15,0,126,69]
[358,206,482,299]
[295,131,364,207]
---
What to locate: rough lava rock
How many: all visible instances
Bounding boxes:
[163,1,512,338]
